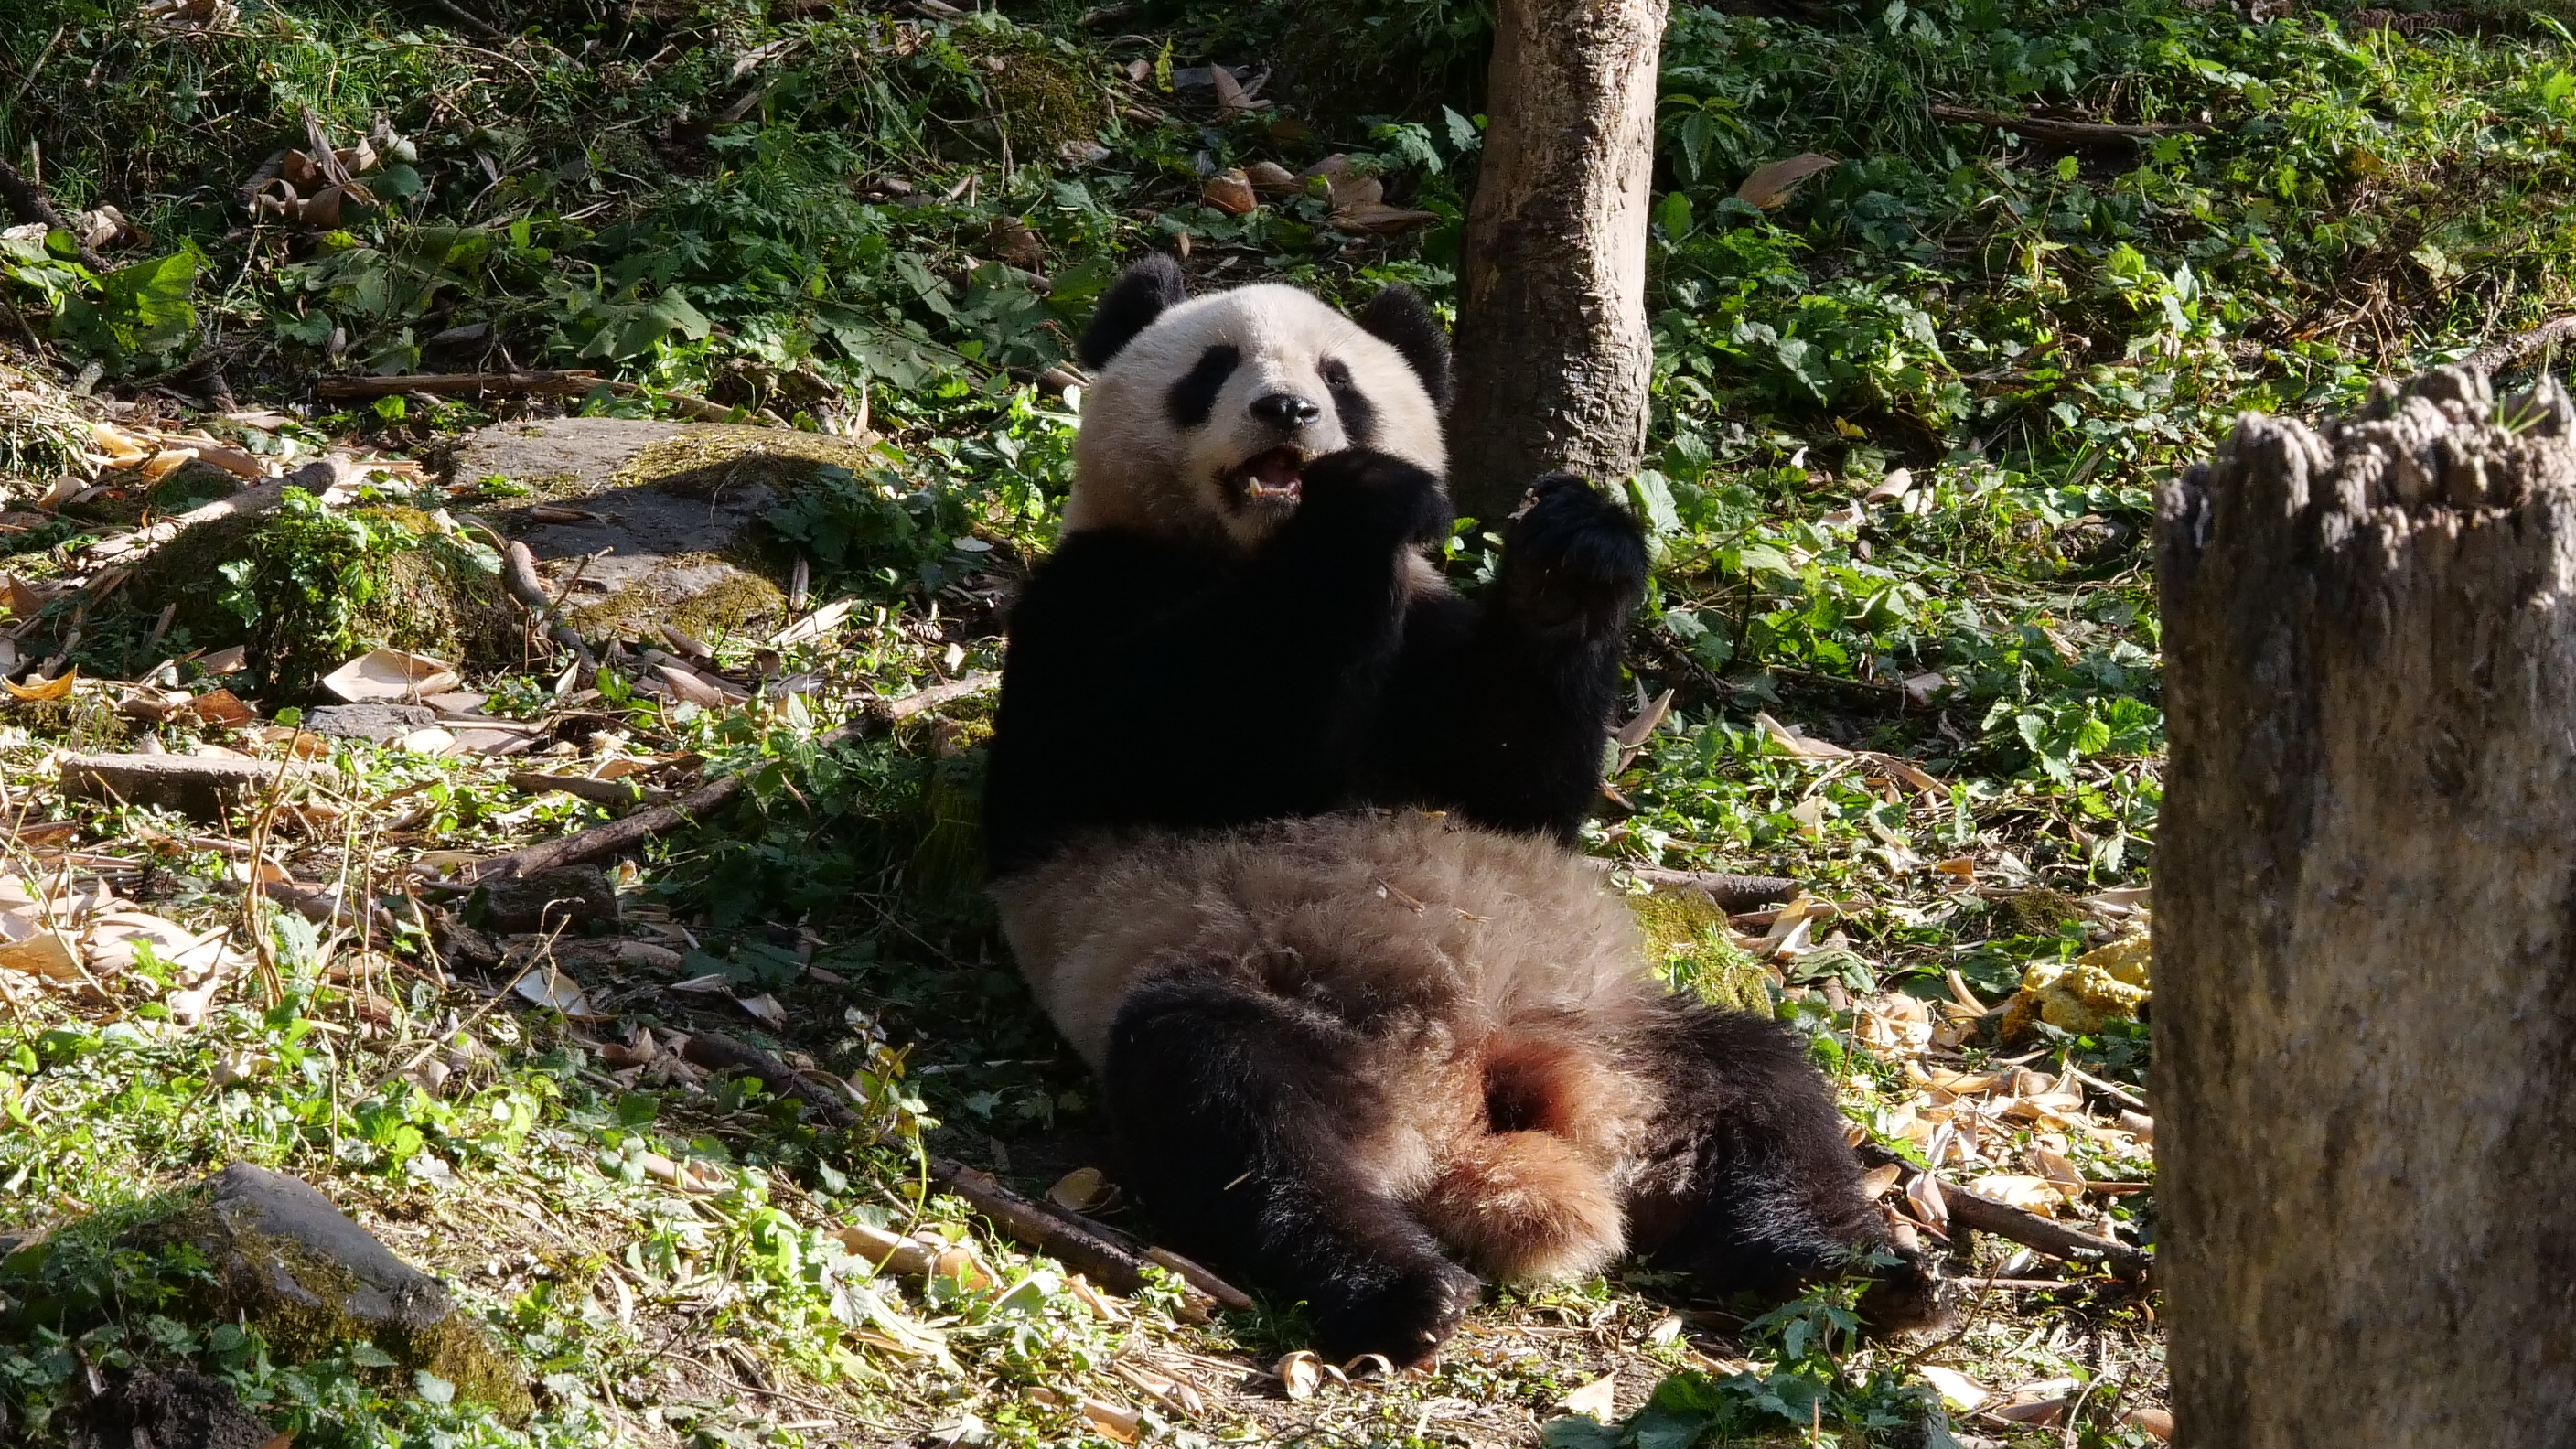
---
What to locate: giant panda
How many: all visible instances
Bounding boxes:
[981,254,1938,1364]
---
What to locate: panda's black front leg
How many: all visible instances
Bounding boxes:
[1389,475,1648,842]
[1102,969,1481,1365]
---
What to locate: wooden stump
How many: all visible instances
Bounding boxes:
[2156,366,2576,1445]
[1446,0,1668,523]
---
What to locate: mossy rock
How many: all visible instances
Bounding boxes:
[445,417,890,649]
[133,1164,531,1418]
[122,505,518,678]
[1626,888,1774,1014]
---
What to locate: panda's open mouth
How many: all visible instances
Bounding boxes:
[1229,446,1305,504]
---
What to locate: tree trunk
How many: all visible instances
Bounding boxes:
[2155,366,2576,1447]
[1447,0,1667,524]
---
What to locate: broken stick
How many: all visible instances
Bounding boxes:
[1927,102,2217,145]
[469,672,1000,881]
[676,1029,1249,1315]
[1937,1175,2152,1279]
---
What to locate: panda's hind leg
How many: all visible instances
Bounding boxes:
[1621,1002,1948,1333]
[1101,966,1481,1366]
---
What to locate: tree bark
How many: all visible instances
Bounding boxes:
[2155,365,2576,1447]
[1447,0,1667,524]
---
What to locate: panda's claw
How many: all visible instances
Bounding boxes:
[1298,447,1454,548]
[1312,1256,1482,1368]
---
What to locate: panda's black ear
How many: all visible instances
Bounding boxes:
[1357,285,1454,413]
[1079,254,1188,370]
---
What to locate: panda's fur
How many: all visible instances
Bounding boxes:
[982,257,1939,1363]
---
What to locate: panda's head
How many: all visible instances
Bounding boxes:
[1064,254,1452,551]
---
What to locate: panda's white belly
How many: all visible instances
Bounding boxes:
[988,810,1652,1071]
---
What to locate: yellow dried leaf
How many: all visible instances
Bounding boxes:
[1079,1397,1142,1444]
[1857,1163,1903,1198]
[1203,169,1259,215]
[5,669,76,702]
[136,448,199,484]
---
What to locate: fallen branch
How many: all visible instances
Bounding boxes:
[79,456,353,566]
[1938,1176,2152,1279]
[2462,314,2576,379]
[1602,861,1798,911]
[313,369,746,424]
[470,672,1000,881]
[0,151,108,272]
[315,370,607,401]
[676,1028,1249,1316]
[499,540,597,669]
[1927,102,2217,145]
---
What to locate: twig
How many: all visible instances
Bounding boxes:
[1937,1176,2152,1278]
[0,149,107,272]
[312,369,744,422]
[78,456,353,566]
[2462,314,2576,379]
[468,673,1000,880]
[1927,102,2218,145]
[676,1027,1250,1317]
[1598,860,1798,911]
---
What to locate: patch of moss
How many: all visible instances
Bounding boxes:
[975,44,1101,153]
[1626,888,1774,1014]
[612,428,883,499]
[562,553,789,642]
[1997,887,2086,937]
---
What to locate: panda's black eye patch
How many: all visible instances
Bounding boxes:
[1165,345,1241,428]
[1320,358,1378,447]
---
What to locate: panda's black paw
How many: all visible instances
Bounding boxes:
[1497,473,1649,625]
[1299,448,1454,548]
[1310,1256,1482,1368]
[1858,1250,1955,1337]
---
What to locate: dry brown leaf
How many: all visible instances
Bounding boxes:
[2125,1406,2174,1440]
[658,665,726,708]
[1244,160,1299,196]
[0,929,82,983]
[1202,168,1259,215]
[1736,152,1839,209]
[193,644,250,674]
[640,1150,727,1193]
[1905,1168,1949,1227]
[1917,1366,1987,1411]
[1987,1395,2069,1425]
[1332,200,1442,234]
[512,965,601,1020]
[1276,1349,1323,1401]
[184,689,257,727]
[738,992,788,1027]
[1560,1373,1618,1420]
[322,649,459,703]
[1615,689,1674,750]
[1754,710,1852,759]
[1864,467,1916,504]
[1079,1397,1142,1444]
[1857,1163,1904,1199]
[1207,62,1267,120]
[1046,1165,1113,1214]
[1969,1175,2068,1212]
[767,597,855,649]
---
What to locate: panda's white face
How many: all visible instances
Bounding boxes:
[1066,280,1448,551]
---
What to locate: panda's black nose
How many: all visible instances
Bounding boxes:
[1250,392,1323,428]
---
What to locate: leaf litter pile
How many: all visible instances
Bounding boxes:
[9,0,2576,1443]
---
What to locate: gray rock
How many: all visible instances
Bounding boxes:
[60,752,323,822]
[138,1163,531,1417]
[306,703,437,743]
[443,417,885,643]
[469,864,619,934]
